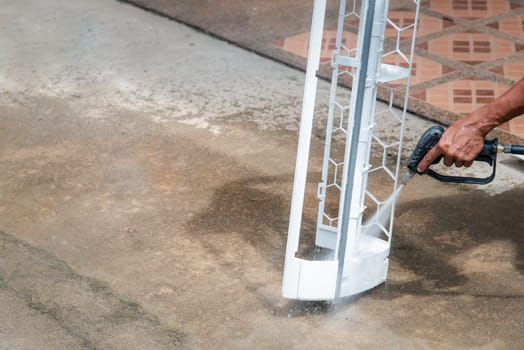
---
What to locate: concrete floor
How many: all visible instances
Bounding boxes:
[0,0,523,349]
[119,0,524,143]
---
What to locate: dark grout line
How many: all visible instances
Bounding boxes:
[418,6,524,45]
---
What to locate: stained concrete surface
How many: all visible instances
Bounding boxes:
[0,0,523,349]
[119,0,524,144]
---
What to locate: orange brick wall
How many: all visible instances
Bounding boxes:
[507,117,524,135]
[278,31,360,64]
[416,14,445,37]
[498,14,524,37]
[426,80,509,114]
[429,33,515,62]
[500,61,524,79]
[428,0,510,18]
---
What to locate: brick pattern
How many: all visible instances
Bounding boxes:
[348,12,445,41]
[422,80,508,114]
[428,0,511,18]
[417,0,524,136]
[273,0,524,139]
[495,13,524,37]
[430,33,516,63]
[274,30,358,64]
[508,118,524,135]
[452,0,488,11]
[492,60,524,80]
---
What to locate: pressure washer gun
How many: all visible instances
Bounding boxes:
[401,125,524,185]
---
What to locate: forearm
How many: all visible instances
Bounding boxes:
[490,78,524,120]
[464,78,524,136]
[417,78,524,171]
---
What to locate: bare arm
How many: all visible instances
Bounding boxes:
[417,78,524,172]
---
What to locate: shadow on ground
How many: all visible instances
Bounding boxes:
[382,186,524,297]
[188,175,524,316]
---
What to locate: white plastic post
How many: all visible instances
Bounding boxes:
[335,0,390,299]
[282,0,420,301]
[282,0,327,298]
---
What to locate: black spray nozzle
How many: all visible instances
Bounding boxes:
[406,125,445,175]
[405,125,498,185]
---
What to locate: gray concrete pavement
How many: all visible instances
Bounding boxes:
[1,0,523,349]
[118,0,524,144]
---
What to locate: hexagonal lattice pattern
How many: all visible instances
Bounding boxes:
[317,1,420,238]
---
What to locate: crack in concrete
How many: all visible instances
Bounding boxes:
[0,230,189,349]
[27,296,96,350]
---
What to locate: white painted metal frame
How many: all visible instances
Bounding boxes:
[283,0,420,301]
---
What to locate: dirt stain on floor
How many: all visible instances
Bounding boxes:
[0,230,190,350]
[1,97,523,349]
[393,186,524,293]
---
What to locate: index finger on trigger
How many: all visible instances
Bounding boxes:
[417,145,442,173]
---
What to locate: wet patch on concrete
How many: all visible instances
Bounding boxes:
[187,176,289,263]
[0,230,190,350]
[393,186,524,293]
[186,174,326,269]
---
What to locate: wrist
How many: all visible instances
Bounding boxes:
[462,104,501,137]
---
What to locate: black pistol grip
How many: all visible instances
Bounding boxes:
[475,139,498,166]
[406,124,499,185]
[406,125,445,174]
[426,138,498,185]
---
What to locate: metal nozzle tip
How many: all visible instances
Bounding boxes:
[401,171,414,185]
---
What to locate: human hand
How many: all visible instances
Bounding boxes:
[416,118,486,172]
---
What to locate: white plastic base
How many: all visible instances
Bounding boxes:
[282,235,389,300]
[315,225,337,249]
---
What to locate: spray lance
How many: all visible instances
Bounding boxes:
[401,125,524,185]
